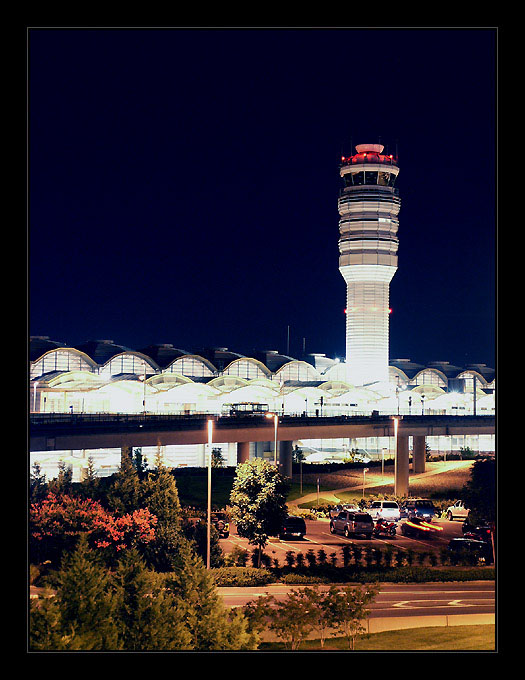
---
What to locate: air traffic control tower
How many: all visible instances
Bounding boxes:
[338,143,400,386]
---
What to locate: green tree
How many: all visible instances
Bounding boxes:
[250,590,314,650]
[166,536,257,650]
[293,445,305,463]
[30,462,47,502]
[107,449,143,516]
[301,585,341,649]
[211,447,225,468]
[132,447,149,479]
[229,459,290,567]
[30,534,121,650]
[331,584,378,650]
[141,452,183,571]
[48,461,73,496]
[184,520,224,567]
[79,456,100,500]
[461,458,495,524]
[112,548,191,650]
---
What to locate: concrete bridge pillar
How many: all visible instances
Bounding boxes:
[237,441,250,464]
[395,435,410,497]
[279,440,293,478]
[413,435,426,474]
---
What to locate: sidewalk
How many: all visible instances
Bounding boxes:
[289,460,473,508]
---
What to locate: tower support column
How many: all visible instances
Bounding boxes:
[395,435,410,497]
[237,441,250,464]
[413,435,426,474]
[278,440,293,478]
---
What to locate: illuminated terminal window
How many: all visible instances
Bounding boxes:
[164,355,215,378]
[30,349,96,380]
[411,369,447,389]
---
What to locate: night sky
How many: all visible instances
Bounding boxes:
[29,28,496,368]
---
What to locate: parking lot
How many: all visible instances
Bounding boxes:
[220,517,466,564]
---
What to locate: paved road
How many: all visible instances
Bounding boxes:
[218,581,495,618]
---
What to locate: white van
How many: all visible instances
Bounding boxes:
[368,500,400,521]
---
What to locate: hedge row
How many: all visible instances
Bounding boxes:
[209,565,494,587]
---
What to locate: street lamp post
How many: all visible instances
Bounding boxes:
[266,413,278,465]
[421,394,426,415]
[139,368,147,416]
[206,419,213,570]
[393,417,399,496]
[33,381,39,413]
[362,468,368,498]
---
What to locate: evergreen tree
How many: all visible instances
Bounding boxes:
[30,534,121,650]
[107,449,143,515]
[48,461,73,496]
[211,447,225,468]
[166,536,257,650]
[141,452,184,571]
[30,462,47,502]
[79,456,100,500]
[112,548,192,650]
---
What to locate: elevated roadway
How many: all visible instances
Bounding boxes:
[30,412,494,451]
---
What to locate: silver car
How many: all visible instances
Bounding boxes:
[368,500,400,521]
[329,510,374,539]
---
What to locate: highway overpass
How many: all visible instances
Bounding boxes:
[30,412,495,496]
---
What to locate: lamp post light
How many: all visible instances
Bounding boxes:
[206,419,213,570]
[139,368,147,415]
[362,467,369,498]
[33,381,39,413]
[266,413,278,465]
[421,394,426,416]
[393,416,399,496]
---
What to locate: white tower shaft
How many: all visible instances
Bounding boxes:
[338,144,401,386]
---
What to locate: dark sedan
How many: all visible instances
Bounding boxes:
[447,537,493,564]
[279,516,307,540]
[400,517,444,539]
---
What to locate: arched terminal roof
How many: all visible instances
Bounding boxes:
[137,344,192,368]
[30,336,67,362]
[74,339,134,364]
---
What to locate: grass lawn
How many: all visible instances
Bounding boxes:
[259,625,495,651]
[174,474,234,509]
[175,476,333,508]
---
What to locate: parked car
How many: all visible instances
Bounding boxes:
[368,500,401,521]
[279,515,307,540]
[400,517,443,539]
[447,537,493,564]
[400,499,438,520]
[329,510,374,539]
[211,512,230,538]
[462,520,493,543]
[353,449,372,464]
[446,500,469,521]
[329,503,360,519]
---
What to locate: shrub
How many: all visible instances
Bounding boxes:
[284,551,295,568]
[317,549,327,565]
[295,552,305,568]
[211,567,274,587]
[341,545,352,567]
[280,573,328,585]
[305,549,317,568]
[224,545,249,567]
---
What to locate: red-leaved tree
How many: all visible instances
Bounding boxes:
[30,493,157,564]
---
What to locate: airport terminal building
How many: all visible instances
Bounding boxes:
[29,144,495,478]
